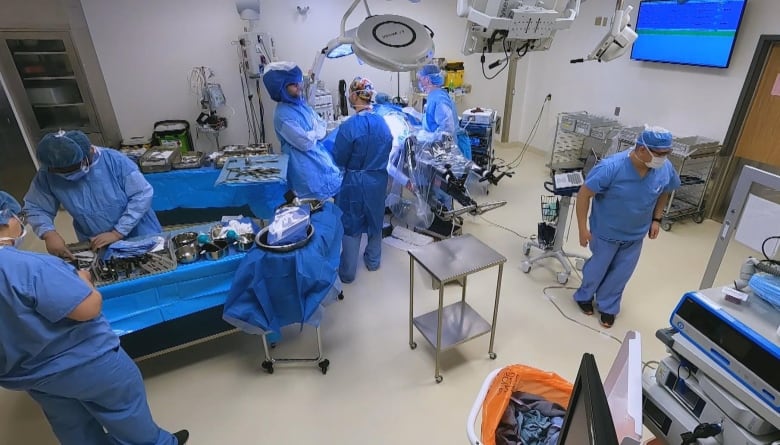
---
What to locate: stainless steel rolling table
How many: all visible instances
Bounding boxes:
[408,234,506,383]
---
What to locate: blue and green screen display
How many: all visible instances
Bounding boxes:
[630,0,748,68]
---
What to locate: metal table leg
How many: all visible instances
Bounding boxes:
[461,275,468,303]
[488,263,504,360]
[435,280,444,384]
[409,256,416,350]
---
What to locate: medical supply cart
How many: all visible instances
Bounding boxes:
[549,112,623,173]
[617,129,721,231]
[462,108,497,173]
[408,235,506,383]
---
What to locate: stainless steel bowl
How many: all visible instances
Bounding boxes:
[255,225,314,253]
[201,240,229,260]
[175,244,200,264]
[209,225,227,242]
[235,232,255,251]
[172,232,198,249]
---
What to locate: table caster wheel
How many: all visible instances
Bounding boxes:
[409,342,417,350]
[261,360,274,374]
[337,291,345,301]
[318,359,330,375]
[489,352,497,360]
[557,272,569,285]
[661,222,672,232]
[521,261,531,273]
[435,375,443,384]
[574,258,585,271]
[692,214,704,224]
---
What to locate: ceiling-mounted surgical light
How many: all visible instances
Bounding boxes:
[327,0,435,72]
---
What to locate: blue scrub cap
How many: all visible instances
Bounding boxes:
[63,130,92,160]
[637,126,673,150]
[0,191,21,225]
[262,62,304,104]
[37,131,86,169]
[419,64,444,86]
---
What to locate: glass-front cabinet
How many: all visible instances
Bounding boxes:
[0,31,101,141]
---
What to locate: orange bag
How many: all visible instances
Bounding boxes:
[480,365,574,445]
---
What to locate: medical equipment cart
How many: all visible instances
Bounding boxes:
[408,235,506,383]
[549,112,623,173]
[617,129,721,231]
[462,108,497,175]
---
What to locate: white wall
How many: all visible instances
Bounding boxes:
[80,0,524,151]
[517,0,777,152]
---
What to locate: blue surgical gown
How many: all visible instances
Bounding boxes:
[423,88,472,160]
[586,150,681,241]
[332,111,392,236]
[24,148,162,242]
[273,102,343,200]
[0,247,118,390]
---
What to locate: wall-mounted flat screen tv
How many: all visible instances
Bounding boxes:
[630,0,748,68]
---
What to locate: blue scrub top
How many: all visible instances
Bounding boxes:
[585,150,680,241]
[0,247,119,390]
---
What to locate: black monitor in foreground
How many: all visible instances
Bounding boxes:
[557,353,619,445]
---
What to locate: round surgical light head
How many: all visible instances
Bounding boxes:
[351,14,434,72]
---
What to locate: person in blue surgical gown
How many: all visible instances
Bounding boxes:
[23,130,161,259]
[262,62,342,200]
[573,126,681,328]
[0,191,188,445]
[332,77,392,283]
[417,64,471,160]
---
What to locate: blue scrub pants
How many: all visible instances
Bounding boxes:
[573,235,643,316]
[27,347,177,445]
[339,233,381,284]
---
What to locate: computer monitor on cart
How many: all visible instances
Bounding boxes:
[557,353,619,445]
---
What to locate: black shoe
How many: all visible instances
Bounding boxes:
[576,301,594,315]
[174,430,189,445]
[600,313,615,328]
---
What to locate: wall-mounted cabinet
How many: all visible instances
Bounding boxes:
[0,31,104,145]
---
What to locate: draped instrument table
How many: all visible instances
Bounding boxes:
[100,209,341,360]
[408,234,506,383]
[144,166,287,224]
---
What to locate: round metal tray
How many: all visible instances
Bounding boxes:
[255,225,314,253]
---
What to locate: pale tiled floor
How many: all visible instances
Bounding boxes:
[0,147,754,444]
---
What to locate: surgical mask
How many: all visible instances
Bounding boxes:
[0,216,27,248]
[61,162,90,181]
[644,150,666,169]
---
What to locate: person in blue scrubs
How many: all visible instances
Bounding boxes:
[262,62,342,200]
[24,130,162,260]
[417,64,471,160]
[332,77,393,283]
[0,191,187,445]
[574,127,681,328]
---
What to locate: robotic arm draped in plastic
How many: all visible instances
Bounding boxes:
[457,0,637,63]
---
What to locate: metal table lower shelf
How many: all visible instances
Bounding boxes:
[413,301,492,351]
[408,234,506,383]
